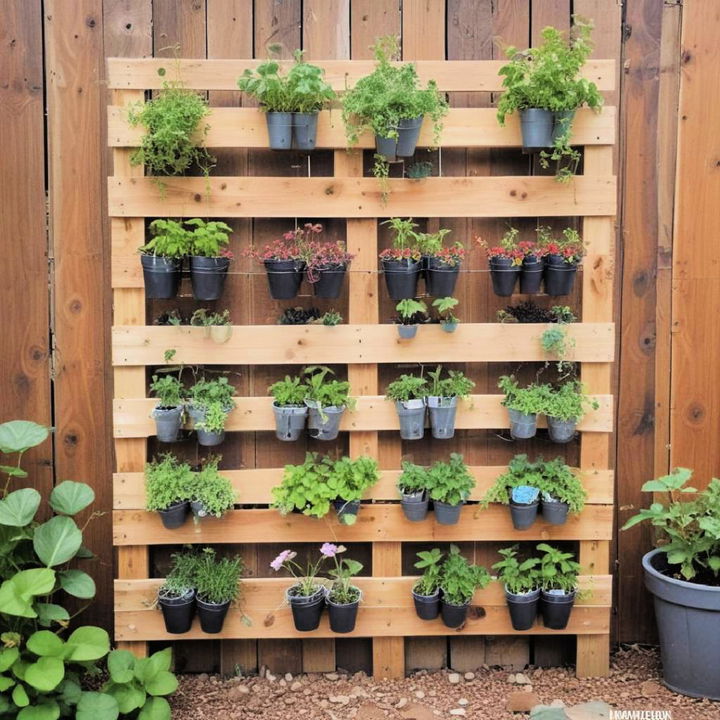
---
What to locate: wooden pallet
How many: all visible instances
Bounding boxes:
[108,57,616,678]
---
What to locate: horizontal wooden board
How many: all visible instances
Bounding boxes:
[113,504,613,545]
[111,323,616,363]
[114,467,614,509]
[114,576,611,640]
[107,175,617,219]
[108,106,616,149]
[113,393,613,438]
[106,58,616,93]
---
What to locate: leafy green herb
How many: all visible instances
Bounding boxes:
[395,299,428,325]
[190,308,231,326]
[150,374,185,408]
[327,549,363,605]
[194,548,244,604]
[440,545,491,606]
[185,219,233,258]
[426,453,475,506]
[427,365,475,398]
[302,366,354,410]
[498,375,548,415]
[141,219,191,258]
[191,456,236,518]
[269,375,306,407]
[492,546,541,595]
[397,461,431,495]
[432,296,459,325]
[144,454,193,511]
[536,543,581,592]
[413,548,444,596]
[386,374,428,402]
[543,379,597,422]
[188,376,237,432]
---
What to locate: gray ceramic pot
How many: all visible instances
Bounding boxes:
[395,399,426,440]
[152,405,184,443]
[306,402,345,441]
[507,408,538,440]
[400,490,428,522]
[266,111,293,149]
[520,108,554,151]
[272,403,308,442]
[547,416,577,444]
[427,395,458,439]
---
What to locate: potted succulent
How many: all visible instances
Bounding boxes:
[145,454,193,529]
[251,225,315,299]
[194,548,244,634]
[519,234,544,294]
[498,375,548,440]
[397,461,431,522]
[190,308,233,344]
[302,229,354,299]
[622,468,720,699]
[185,219,233,301]
[189,455,236,520]
[237,50,335,151]
[412,549,444,620]
[269,374,308,441]
[539,457,587,525]
[187,376,237,446]
[432,296,459,333]
[325,544,363,633]
[416,228,463,297]
[482,454,543,531]
[479,228,523,297]
[427,454,475,525]
[302,365,354,441]
[139,219,190,299]
[541,227,586,296]
[543,379,598,443]
[395,299,428,340]
[492,546,542,631]
[380,218,424,300]
[330,456,379,525]
[386,373,428,440]
[425,365,475,439]
[157,548,199,634]
[439,545,491,628]
[150,373,186,443]
[537,543,581,629]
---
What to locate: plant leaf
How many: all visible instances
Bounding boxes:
[26,631,65,657]
[0,465,28,478]
[59,570,96,599]
[17,700,61,720]
[24,656,65,692]
[145,670,178,697]
[35,603,70,628]
[0,489,41,527]
[33,516,82,567]
[0,568,55,618]
[65,626,110,662]
[107,650,135,684]
[137,696,172,720]
[0,421,49,454]
[104,682,146,714]
[0,647,19,672]
[49,481,95,516]
[12,682,29,707]
[76,692,119,720]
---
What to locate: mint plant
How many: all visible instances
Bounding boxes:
[492,546,541,594]
[188,376,237,432]
[386,374,428,402]
[185,219,233,258]
[498,375,548,415]
[413,549,444,596]
[302,366,354,410]
[269,374,306,407]
[397,462,431,496]
[536,543,581,592]
[427,366,475,398]
[141,219,191,258]
[543,379,598,421]
[541,457,587,514]
[440,545,491,606]
[150,374,185,408]
[427,454,475,506]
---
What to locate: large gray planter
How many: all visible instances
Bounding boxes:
[520,108,554,151]
[542,498,569,526]
[272,403,308,442]
[547,416,577,444]
[434,500,463,525]
[427,395,458,439]
[643,548,720,699]
[400,490,428,522]
[293,112,319,151]
[395,399,426,440]
[152,405,184,443]
[507,408,538,440]
[265,111,293,149]
[306,402,345,441]
[188,405,226,446]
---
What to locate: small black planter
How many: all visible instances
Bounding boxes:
[395,399,426,440]
[190,256,230,301]
[327,595,360,633]
[140,255,182,300]
[264,259,306,300]
[509,499,539,530]
[306,403,345,441]
[413,589,441,620]
[520,255,543,294]
[540,589,576,630]
[334,498,361,525]
[505,588,540,631]
[382,258,422,300]
[158,588,196,634]
[520,108,554,152]
[152,405,184,443]
[489,257,520,297]
[547,417,577,444]
[425,257,461,297]
[266,111,293,150]
[196,597,231,634]
[434,500,463,526]
[288,586,326,631]
[272,403,308,442]
[158,500,190,530]
[400,490,429,522]
[542,499,569,526]
[310,264,347,299]
[293,112,319,151]
[543,254,578,297]
[441,599,469,629]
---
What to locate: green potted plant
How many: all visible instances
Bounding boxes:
[537,543,582,629]
[397,461,431,522]
[157,548,199,634]
[187,376,237,446]
[492,546,542,631]
[251,226,309,299]
[150,373,186,443]
[189,455,236,520]
[482,454,543,530]
[540,320,575,373]
[426,365,475,439]
[427,453,475,525]
[479,227,523,297]
[395,299,428,339]
[145,453,193,529]
[190,308,233,344]
[237,50,335,151]
[497,301,576,324]
[194,548,244,634]
[139,219,191,299]
[303,365,354,441]
[330,456,379,525]
[498,374,548,439]
[416,228,464,297]
[302,226,354,299]
[439,545,491,628]
[325,544,363,633]
[622,468,720,699]
[432,296,460,333]
[542,379,598,443]
[386,373,428,440]
[412,548,444,620]
[539,457,587,525]
[272,453,336,519]
[321,310,343,326]
[380,218,424,300]
[541,227,586,296]
[184,218,233,301]
[269,374,308,441]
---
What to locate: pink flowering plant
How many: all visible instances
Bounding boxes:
[326,545,363,605]
[271,544,334,598]
[539,227,586,264]
[477,227,524,266]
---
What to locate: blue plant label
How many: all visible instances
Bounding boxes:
[512,485,540,504]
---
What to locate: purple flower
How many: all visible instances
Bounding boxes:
[270,549,296,572]
[320,543,339,558]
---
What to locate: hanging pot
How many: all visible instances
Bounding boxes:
[489,257,520,297]
[547,416,578,444]
[333,498,361,525]
[293,112,319,151]
[272,403,308,442]
[397,324,418,340]
[412,588,441,620]
[266,111,293,150]
[507,408,538,440]
[400,489,429,522]
[140,255,183,300]
[190,499,209,519]
[196,597,231,634]
[152,405,184,443]
[433,500,464,526]
[190,256,230,301]
[509,499,539,530]
[441,321,458,333]
[425,257,461,297]
[287,586,326,632]
[395,399,426,440]
[505,587,540,631]
[552,110,576,144]
[158,500,190,530]
[382,258,422,300]
[210,325,233,344]
[543,254,578,297]
[440,599,470,629]
[520,255,543,294]
[326,592,361,633]
[427,395,458,439]
[542,498,569,526]
[306,402,345,441]
[540,588,576,630]
[188,405,227,447]
[310,263,348,299]
[374,115,424,161]
[263,259,306,300]
[158,588,196,634]
[519,108,554,151]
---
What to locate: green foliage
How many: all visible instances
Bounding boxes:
[426,366,475,398]
[395,299,428,325]
[190,308,231,327]
[327,551,363,605]
[543,380,597,422]
[140,219,191,258]
[184,219,233,258]
[191,456,236,518]
[432,297,459,324]
[541,458,587,514]
[622,468,720,583]
[415,228,452,256]
[381,218,421,254]
[412,549,444,596]
[386,374,428,402]
[144,454,193,512]
[150,374,185,408]
[439,545,491,606]
[302,366,354,410]
[536,543,581,592]
[407,161,433,179]
[482,454,544,506]
[540,324,575,371]
[330,456,380,505]
[397,462,430,495]
[160,548,200,598]
[498,375,548,415]
[492,546,541,595]
[188,376,237,432]
[268,375,306,407]
[426,454,475,506]
[194,548,244,604]
[321,311,342,326]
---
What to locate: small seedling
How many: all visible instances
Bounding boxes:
[432,296,459,331]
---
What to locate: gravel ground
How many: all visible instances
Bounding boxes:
[170,646,720,720]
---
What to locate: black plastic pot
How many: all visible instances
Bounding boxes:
[288,587,326,631]
[188,405,226,447]
[196,597,231,634]
[334,498,361,525]
[434,500,463,526]
[505,587,540,631]
[547,417,577,444]
[520,108,554,151]
[306,403,344,441]
[395,399,426,440]
[272,403,308,442]
[520,255,543,294]
[293,112,319,151]
[375,116,424,160]
[552,110,575,144]
[263,259,306,300]
[382,258,422,300]
[158,500,190,530]
[413,589,441,620]
[140,255,182,300]
[266,111,293,150]
[507,408,538,440]
[425,257,460,297]
[152,405,184,443]
[643,548,720,699]
[397,324,418,339]
[441,599,469,629]
[509,499,539,530]
[427,396,458,440]
[400,490,429,522]
[190,256,230,301]
[158,588,196,634]
[543,254,578,297]
[327,595,360,633]
[310,264,347,299]
[542,499,569,525]
[489,257,520,297]
[540,589,576,630]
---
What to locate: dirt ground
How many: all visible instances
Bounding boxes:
[170,645,720,720]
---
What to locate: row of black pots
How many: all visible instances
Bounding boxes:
[265,111,320,151]
[153,404,227,446]
[157,498,221,529]
[520,108,575,153]
[272,402,346,442]
[264,260,348,300]
[158,588,231,634]
[288,587,360,633]
[400,491,464,525]
[505,586,576,630]
[383,256,460,301]
[489,254,578,297]
[411,589,472,629]
[141,255,230,301]
[509,497,569,530]
[507,409,577,444]
[395,398,458,440]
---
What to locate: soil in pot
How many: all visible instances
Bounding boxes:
[158,587,196,634]
[326,594,360,633]
[547,417,577,444]
[382,258,422,300]
[190,256,230,301]
[509,499,540,530]
[520,255,543,294]
[196,597,231,634]
[434,500,463,526]
[188,405,227,447]
[264,259,306,299]
[400,490,429,522]
[158,500,190,530]
[441,599,469,629]
[427,396,458,439]
[266,111,293,150]
[425,257,460,297]
[310,264,347,299]
[520,108,554,151]
[489,257,520,297]
[542,498,569,526]
[397,324,418,340]
[272,403,308,442]
[287,586,326,631]
[333,498,361,525]
[293,112,319,151]
[540,588,576,630]
[543,255,578,297]
[152,405,184,443]
[140,255,182,300]
[395,399,426,440]
[412,588,441,620]
[505,587,540,631]
[306,404,344,441]
[507,408,538,440]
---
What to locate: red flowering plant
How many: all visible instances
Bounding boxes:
[302,235,355,283]
[539,227,586,264]
[378,217,423,263]
[477,227,524,266]
[247,223,322,264]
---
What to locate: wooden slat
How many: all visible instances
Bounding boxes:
[107,175,617,218]
[106,57,616,92]
[107,105,617,149]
